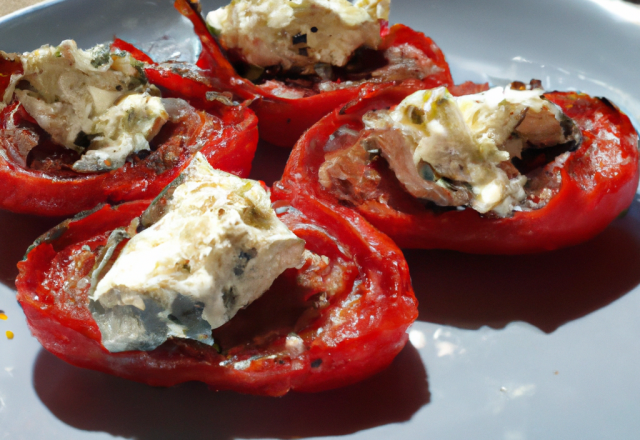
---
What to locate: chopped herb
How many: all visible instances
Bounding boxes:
[111,48,127,58]
[409,107,424,125]
[89,44,111,68]
[131,59,148,84]
[292,33,307,45]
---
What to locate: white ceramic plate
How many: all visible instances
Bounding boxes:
[1,1,640,439]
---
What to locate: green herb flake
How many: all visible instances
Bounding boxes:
[89,44,111,69]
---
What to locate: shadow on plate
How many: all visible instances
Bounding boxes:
[0,210,62,288]
[33,343,429,440]
[408,197,640,333]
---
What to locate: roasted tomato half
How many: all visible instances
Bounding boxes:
[16,195,417,396]
[173,0,454,147]
[274,83,640,254]
[0,43,258,217]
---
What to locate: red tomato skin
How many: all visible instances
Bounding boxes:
[174,0,454,147]
[16,195,417,396]
[277,84,640,254]
[0,47,259,217]
[0,105,257,217]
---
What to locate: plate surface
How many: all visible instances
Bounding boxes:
[1,1,640,439]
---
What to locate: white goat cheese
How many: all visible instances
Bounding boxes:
[3,40,167,172]
[206,0,389,73]
[379,86,571,216]
[91,153,306,352]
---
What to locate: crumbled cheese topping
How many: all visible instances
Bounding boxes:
[371,85,574,216]
[3,40,167,172]
[91,153,306,352]
[206,0,388,73]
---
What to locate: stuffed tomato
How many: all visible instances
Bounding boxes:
[0,39,258,217]
[174,0,454,147]
[15,153,417,396]
[275,81,640,254]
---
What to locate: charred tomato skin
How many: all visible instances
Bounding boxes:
[0,46,258,217]
[276,84,640,254]
[16,195,417,396]
[174,0,454,147]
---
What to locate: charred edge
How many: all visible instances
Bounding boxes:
[338,103,352,115]
[23,204,109,260]
[21,223,68,260]
[87,228,131,299]
[138,174,185,232]
[599,96,621,113]
[187,0,202,15]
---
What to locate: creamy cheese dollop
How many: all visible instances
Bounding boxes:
[363,85,578,216]
[2,40,167,172]
[206,0,389,73]
[90,153,306,352]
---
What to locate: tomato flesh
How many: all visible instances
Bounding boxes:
[16,195,417,395]
[276,84,640,254]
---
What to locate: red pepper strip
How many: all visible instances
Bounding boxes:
[174,0,454,147]
[173,0,252,93]
[16,194,417,396]
[110,39,154,64]
[276,84,640,254]
[0,50,258,217]
[112,38,256,123]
